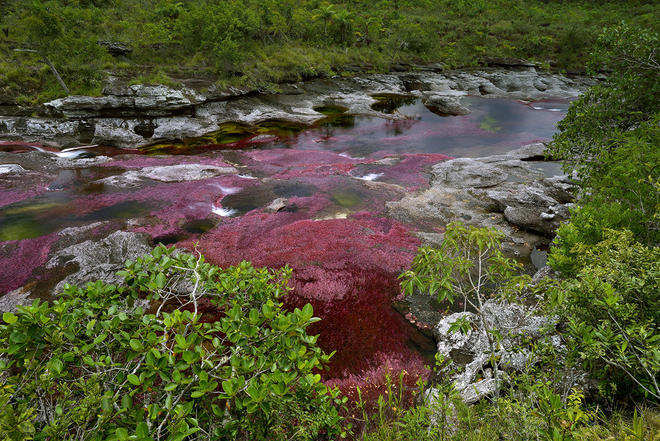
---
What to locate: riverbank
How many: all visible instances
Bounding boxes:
[1,0,656,104]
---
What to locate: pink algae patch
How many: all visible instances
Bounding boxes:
[186,213,431,378]
[0,189,47,209]
[0,234,58,294]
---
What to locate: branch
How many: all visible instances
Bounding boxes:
[14,48,70,95]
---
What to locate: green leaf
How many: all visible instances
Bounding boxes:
[2,312,17,324]
[116,427,129,440]
[129,339,143,351]
[127,374,141,385]
[51,357,64,375]
[156,272,166,289]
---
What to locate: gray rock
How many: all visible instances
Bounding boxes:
[265,198,288,213]
[423,94,470,115]
[97,163,238,188]
[389,148,574,250]
[432,158,508,188]
[433,300,550,403]
[0,164,26,174]
[0,287,31,313]
[46,230,152,291]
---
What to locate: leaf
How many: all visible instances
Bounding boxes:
[51,357,64,375]
[129,339,143,351]
[156,272,166,289]
[127,374,141,385]
[2,312,17,324]
[116,427,129,440]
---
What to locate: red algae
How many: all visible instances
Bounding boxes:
[0,234,58,294]
[186,213,431,378]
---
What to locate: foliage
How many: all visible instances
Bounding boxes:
[0,245,347,440]
[400,222,530,396]
[546,230,660,401]
[361,365,660,441]
[1,1,658,100]
[549,24,659,180]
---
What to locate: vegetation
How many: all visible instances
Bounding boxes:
[400,222,530,395]
[370,22,660,441]
[0,3,658,440]
[1,1,658,102]
[0,246,347,440]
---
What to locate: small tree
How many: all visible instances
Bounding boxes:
[400,222,530,394]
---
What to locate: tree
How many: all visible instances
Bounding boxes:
[400,222,530,395]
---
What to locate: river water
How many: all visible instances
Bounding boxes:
[0,96,568,386]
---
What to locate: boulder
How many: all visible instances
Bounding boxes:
[423,94,470,116]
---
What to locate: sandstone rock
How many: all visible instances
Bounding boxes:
[265,198,288,213]
[432,158,508,188]
[46,230,151,292]
[0,164,26,174]
[423,94,470,116]
[432,300,550,403]
[97,163,238,188]
[0,287,31,313]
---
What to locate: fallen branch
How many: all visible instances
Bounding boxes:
[14,48,70,95]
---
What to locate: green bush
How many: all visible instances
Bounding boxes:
[547,230,660,401]
[0,245,347,440]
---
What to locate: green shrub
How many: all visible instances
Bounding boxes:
[547,230,660,401]
[0,245,347,440]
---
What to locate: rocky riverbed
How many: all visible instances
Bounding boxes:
[0,67,586,397]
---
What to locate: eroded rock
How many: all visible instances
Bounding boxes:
[423,94,470,116]
[46,230,151,292]
[97,163,238,187]
[431,300,550,403]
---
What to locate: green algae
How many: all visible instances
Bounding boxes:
[479,115,502,133]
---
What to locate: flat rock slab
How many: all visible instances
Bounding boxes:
[98,163,238,187]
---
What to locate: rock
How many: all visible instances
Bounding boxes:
[0,287,31,313]
[46,230,152,292]
[484,57,538,68]
[389,148,575,248]
[265,198,288,213]
[423,94,470,115]
[98,40,132,56]
[45,85,201,118]
[433,159,507,188]
[97,163,238,188]
[432,300,550,403]
[0,164,26,174]
[2,69,593,149]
